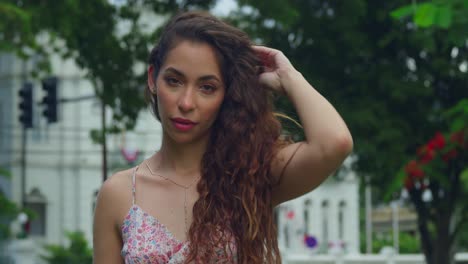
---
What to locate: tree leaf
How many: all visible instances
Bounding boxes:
[434,5,452,28]
[415,3,437,27]
[390,5,415,19]
[451,118,466,131]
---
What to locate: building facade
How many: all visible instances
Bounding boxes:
[0,51,163,247]
[277,170,360,256]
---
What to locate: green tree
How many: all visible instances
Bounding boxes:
[229,0,467,189]
[396,100,468,264]
[390,2,468,262]
[391,0,468,30]
[228,1,468,261]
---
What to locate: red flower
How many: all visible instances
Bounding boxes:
[405,160,425,179]
[420,148,435,164]
[427,132,445,150]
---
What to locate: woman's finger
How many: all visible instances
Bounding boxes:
[252,45,293,70]
[252,46,279,67]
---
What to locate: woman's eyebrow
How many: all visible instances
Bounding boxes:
[164,67,185,77]
[199,75,222,83]
[165,67,222,83]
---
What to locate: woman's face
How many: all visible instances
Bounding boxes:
[150,40,225,145]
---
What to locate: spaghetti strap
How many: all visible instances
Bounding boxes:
[277,142,303,185]
[131,165,139,205]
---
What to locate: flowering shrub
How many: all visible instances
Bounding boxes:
[398,99,468,264]
[404,129,467,191]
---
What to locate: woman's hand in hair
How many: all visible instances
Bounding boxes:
[253,45,299,95]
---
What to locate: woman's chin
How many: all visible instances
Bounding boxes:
[168,133,209,146]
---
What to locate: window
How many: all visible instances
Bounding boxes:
[24,188,47,236]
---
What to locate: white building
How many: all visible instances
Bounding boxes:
[0,8,168,251]
[277,163,360,256]
[0,50,164,249]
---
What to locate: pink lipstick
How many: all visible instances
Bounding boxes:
[171,118,197,132]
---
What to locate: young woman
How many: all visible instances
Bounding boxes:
[93,11,353,264]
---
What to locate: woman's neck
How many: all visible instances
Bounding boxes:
[155,134,209,178]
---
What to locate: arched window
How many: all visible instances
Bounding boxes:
[338,200,347,240]
[25,188,47,236]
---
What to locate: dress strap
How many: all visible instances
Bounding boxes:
[132,165,139,205]
[277,142,304,186]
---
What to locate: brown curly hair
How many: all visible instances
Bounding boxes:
[145,11,283,263]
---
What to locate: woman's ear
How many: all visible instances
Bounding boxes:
[147,65,157,94]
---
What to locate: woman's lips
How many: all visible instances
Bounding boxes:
[171,118,197,131]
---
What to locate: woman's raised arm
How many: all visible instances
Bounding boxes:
[253,46,353,206]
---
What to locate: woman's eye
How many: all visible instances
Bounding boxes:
[165,77,181,86]
[200,85,216,93]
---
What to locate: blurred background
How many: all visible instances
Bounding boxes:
[0,0,467,263]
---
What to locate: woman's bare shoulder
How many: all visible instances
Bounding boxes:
[93,168,134,263]
[100,168,134,199]
[95,168,135,226]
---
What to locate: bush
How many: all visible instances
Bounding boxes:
[41,231,92,264]
[360,231,421,253]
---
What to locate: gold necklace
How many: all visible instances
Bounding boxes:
[144,158,200,236]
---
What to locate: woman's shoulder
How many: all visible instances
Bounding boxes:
[100,167,134,199]
[95,167,136,226]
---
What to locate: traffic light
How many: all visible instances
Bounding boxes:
[41,77,58,123]
[18,82,33,128]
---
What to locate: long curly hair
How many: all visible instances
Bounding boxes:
[145,11,283,263]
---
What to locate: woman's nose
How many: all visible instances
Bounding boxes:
[177,87,195,112]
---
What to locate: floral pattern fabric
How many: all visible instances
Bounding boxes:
[120,166,237,263]
[121,204,190,263]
